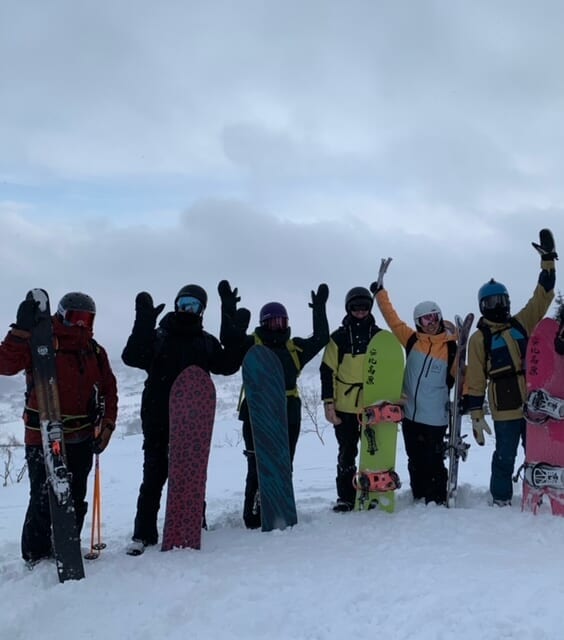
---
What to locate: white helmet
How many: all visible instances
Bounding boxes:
[413,300,443,327]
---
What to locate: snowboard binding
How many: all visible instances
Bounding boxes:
[353,469,402,493]
[360,402,404,425]
[524,463,564,490]
[524,388,564,424]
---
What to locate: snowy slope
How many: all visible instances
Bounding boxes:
[1,365,564,640]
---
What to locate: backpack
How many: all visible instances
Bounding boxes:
[405,332,457,389]
[477,317,528,377]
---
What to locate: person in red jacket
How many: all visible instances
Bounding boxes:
[0,292,118,566]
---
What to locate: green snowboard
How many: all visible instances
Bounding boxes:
[354,330,405,513]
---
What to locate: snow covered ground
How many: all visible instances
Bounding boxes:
[1,364,564,640]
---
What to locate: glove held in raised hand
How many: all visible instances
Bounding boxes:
[15,299,38,332]
[135,292,165,326]
[309,283,329,308]
[532,228,558,261]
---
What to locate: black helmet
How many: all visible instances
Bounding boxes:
[57,292,96,328]
[259,302,288,323]
[259,302,289,332]
[345,287,373,313]
[174,284,207,312]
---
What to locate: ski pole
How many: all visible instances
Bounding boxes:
[84,388,107,560]
[85,446,107,559]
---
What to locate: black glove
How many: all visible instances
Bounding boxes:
[532,228,558,260]
[135,292,165,326]
[218,280,241,318]
[15,298,39,332]
[459,394,470,415]
[92,421,115,454]
[234,307,251,332]
[309,283,329,308]
[220,307,250,346]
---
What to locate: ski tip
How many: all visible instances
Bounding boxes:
[28,288,50,311]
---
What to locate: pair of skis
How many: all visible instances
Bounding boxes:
[445,313,474,508]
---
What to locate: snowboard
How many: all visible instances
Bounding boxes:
[242,345,297,532]
[445,313,474,508]
[161,366,216,551]
[28,289,85,582]
[522,317,564,516]
[355,330,405,513]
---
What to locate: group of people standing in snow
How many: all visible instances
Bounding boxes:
[0,229,558,564]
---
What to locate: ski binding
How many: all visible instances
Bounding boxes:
[41,420,71,505]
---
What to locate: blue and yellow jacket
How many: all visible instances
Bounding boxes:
[465,258,555,421]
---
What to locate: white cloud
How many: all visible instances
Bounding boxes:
[0,2,562,361]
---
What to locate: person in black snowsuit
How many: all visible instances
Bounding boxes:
[122,281,249,554]
[238,284,329,529]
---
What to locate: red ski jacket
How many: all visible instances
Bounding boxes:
[0,316,118,446]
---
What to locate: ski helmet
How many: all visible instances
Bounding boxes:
[259,302,289,331]
[478,279,510,322]
[174,284,207,312]
[57,292,96,328]
[345,287,373,313]
[413,300,443,328]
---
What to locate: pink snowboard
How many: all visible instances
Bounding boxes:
[161,366,216,551]
[523,318,564,516]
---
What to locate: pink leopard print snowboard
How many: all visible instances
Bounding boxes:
[161,366,216,551]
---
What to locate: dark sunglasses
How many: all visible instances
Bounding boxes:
[349,302,371,312]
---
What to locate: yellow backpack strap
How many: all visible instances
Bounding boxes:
[286,338,302,373]
[241,334,301,400]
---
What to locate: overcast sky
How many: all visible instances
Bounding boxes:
[1,1,563,358]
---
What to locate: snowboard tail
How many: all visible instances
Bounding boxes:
[29,289,85,582]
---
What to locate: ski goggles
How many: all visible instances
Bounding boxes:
[481,294,510,310]
[176,295,204,314]
[61,309,95,329]
[349,301,372,312]
[261,316,288,331]
[417,312,441,327]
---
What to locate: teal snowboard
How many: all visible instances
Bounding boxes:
[242,345,297,531]
[355,330,405,513]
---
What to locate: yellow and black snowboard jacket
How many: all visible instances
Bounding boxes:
[320,314,381,415]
